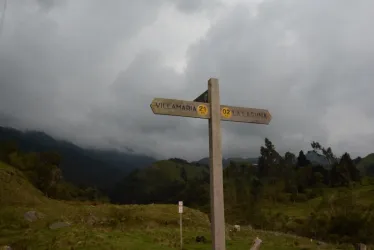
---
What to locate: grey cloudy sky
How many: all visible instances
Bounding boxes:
[0,0,373,161]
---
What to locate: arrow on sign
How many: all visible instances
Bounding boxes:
[193,90,208,103]
[150,98,211,119]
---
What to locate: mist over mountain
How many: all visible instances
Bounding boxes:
[195,152,333,169]
[0,126,157,189]
[0,124,369,192]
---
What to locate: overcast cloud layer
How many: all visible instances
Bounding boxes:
[0,0,373,160]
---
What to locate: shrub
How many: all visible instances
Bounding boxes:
[302,193,374,244]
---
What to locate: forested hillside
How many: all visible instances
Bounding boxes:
[1,126,374,246]
[0,142,109,202]
[111,138,374,245]
[0,126,156,190]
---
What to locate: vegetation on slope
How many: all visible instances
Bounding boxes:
[0,161,348,250]
[0,126,156,189]
[357,153,374,176]
[111,158,209,206]
[0,161,46,206]
[1,126,374,248]
[0,141,111,202]
[194,157,258,168]
[110,139,374,246]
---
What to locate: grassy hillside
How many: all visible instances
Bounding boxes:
[0,161,348,250]
[262,185,374,218]
[0,161,47,206]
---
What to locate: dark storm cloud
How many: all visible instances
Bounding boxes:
[0,0,169,137]
[36,0,66,11]
[174,0,204,13]
[0,0,374,160]
[173,0,219,14]
[182,0,374,158]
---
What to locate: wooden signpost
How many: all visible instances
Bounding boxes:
[150,98,210,119]
[150,78,272,250]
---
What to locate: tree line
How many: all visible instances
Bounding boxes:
[112,138,374,245]
[2,136,374,245]
[221,139,374,244]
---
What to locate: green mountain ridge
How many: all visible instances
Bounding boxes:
[194,157,258,167]
[195,151,337,169]
[0,126,157,190]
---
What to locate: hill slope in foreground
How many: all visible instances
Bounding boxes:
[0,162,351,250]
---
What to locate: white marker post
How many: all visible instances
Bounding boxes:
[178,201,183,250]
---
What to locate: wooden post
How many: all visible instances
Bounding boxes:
[208,78,226,250]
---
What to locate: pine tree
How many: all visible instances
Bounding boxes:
[297,150,310,167]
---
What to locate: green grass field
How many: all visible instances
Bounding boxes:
[266,185,374,219]
[0,162,355,249]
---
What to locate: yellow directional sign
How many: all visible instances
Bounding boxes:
[151,98,271,124]
[150,98,210,119]
[220,105,272,124]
